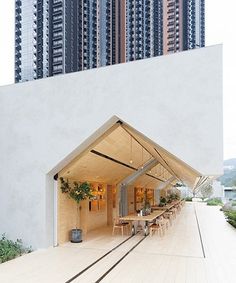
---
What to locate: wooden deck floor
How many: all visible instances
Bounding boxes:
[0,202,235,283]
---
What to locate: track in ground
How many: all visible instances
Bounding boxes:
[65,233,147,283]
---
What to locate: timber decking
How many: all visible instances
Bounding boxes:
[0,202,235,283]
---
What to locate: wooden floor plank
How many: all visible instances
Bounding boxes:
[0,202,235,283]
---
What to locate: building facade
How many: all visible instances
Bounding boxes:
[1,46,223,248]
[15,0,48,82]
[15,0,205,83]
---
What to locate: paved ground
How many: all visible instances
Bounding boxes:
[0,202,235,283]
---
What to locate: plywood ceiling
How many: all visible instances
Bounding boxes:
[123,125,201,187]
[60,124,200,189]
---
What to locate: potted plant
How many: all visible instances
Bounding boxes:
[166,196,172,203]
[159,196,167,207]
[60,177,94,243]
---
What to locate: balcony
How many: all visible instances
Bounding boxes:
[52,43,63,49]
[15,44,21,51]
[15,7,21,14]
[53,1,63,8]
[15,29,21,36]
[15,66,21,73]
[15,51,21,59]
[53,17,63,24]
[16,14,22,21]
[15,37,22,44]
[53,60,63,66]
[53,9,62,16]
[53,34,63,40]
[15,21,21,29]
[53,51,63,57]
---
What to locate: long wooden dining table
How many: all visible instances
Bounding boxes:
[151,200,182,211]
[119,210,165,236]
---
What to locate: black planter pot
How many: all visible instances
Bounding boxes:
[70,229,82,243]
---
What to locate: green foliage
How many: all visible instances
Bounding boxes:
[171,193,180,201]
[174,182,185,187]
[185,197,193,202]
[207,198,223,206]
[167,197,172,204]
[0,234,31,264]
[224,211,236,228]
[60,177,70,194]
[166,193,180,203]
[159,197,167,206]
[59,177,94,204]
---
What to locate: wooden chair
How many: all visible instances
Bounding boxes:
[169,207,177,219]
[176,204,181,213]
[150,216,166,237]
[120,220,132,232]
[163,213,171,228]
[112,217,129,236]
[149,222,162,237]
[163,211,174,226]
[157,216,169,233]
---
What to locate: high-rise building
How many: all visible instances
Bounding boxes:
[183,0,205,50]
[15,0,205,83]
[49,0,115,76]
[15,0,48,82]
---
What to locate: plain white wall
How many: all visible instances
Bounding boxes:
[0,46,223,248]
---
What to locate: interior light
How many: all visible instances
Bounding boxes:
[130,136,133,165]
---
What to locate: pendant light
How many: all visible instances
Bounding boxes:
[129,135,133,164]
[141,146,144,169]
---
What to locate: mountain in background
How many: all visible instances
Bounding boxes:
[224,158,236,168]
[218,158,236,187]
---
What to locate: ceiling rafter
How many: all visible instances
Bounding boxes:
[121,125,178,183]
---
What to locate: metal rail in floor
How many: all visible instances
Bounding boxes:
[65,233,147,283]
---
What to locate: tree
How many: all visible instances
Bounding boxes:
[60,177,94,228]
[200,183,213,199]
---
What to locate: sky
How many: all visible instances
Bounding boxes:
[0,1,235,160]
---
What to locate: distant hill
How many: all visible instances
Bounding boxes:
[224,158,236,168]
[219,158,236,187]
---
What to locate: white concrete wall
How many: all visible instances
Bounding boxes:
[0,46,223,248]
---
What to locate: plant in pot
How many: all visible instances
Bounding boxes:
[166,195,172,203]
[141,189,151,215]
[143,200,151,216]
[168,193,175,202]
[60,177,94,243]
[159,196,167,207]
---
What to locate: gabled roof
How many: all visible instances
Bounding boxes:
[59,117,209,190]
